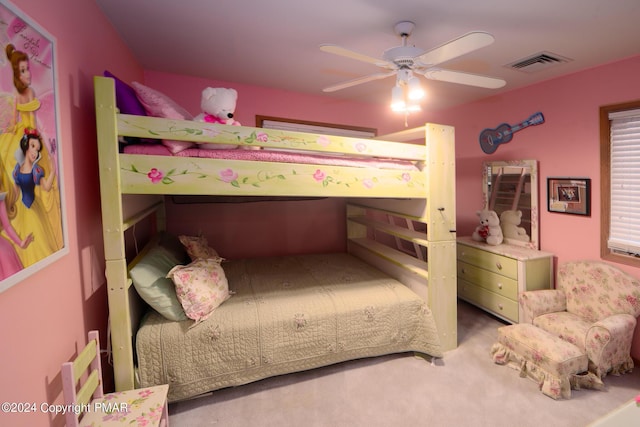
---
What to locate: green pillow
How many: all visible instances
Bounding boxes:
[130,243,187,321]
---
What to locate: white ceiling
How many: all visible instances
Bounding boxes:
[95,0,640,112]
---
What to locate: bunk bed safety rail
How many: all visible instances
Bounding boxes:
[116,113,427,160]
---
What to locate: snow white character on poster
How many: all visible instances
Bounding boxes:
[10,128,58,267]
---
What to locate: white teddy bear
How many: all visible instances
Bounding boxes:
[195,87,241,126]
[472,209,503,246]
[194,87,241,150]
[500,210,530,242]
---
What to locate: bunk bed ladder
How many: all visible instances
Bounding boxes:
[488,168,503,210]
[511,169,526,210]
[385,214,425,261]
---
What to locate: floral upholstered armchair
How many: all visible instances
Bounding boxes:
[519,261,640,379]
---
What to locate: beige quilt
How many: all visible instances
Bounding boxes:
[136,253,443,402]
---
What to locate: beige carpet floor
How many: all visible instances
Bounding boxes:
[168,300,640,427]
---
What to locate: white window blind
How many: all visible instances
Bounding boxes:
[608,108,640,254]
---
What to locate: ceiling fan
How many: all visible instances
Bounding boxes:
[320,21,506,94]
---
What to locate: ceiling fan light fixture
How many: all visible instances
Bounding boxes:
[320,21,503,115]
[392,102,421,114]
[407,76,425,100]
[391,85,422,113]
[401,102,422,112]
[390,84,406,111]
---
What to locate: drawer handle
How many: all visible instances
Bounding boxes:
[461,268,466,275]
[497,283,503,289]
[496,262,502,270]
[497,304,504,311]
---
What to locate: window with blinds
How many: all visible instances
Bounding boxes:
[255,115,376,138]
[608,108,640,255]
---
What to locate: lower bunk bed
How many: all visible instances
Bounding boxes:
[133,234,443,402]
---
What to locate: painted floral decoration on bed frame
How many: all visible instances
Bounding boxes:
[119,120,425,193]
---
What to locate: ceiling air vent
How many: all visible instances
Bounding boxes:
[506,51,572,73]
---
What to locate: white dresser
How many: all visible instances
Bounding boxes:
[457,236,554,323]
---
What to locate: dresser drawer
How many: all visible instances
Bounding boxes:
[457,261,518,300]
[458,279,519,322]
[457,244,518,279]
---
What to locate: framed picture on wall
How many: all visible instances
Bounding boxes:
[547,177,591,216]
[0,1,68,293]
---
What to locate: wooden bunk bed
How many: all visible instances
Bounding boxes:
[94,75,457,401]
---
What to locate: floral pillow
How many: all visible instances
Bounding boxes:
[179,234,220,261]
[167,258,231,324]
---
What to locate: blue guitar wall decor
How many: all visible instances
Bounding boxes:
[479,112,545,154]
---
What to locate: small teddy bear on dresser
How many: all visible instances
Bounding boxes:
[472,209,503,245]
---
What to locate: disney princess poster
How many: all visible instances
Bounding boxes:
[0,0,67,293]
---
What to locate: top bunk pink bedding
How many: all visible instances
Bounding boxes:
[123,143,420,171]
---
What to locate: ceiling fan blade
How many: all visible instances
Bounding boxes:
[417,32,495,66]
[322,71,396,92]
[423,68,506,89]
[320,44,389,67]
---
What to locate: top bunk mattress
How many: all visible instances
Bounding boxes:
[136,252,442,401]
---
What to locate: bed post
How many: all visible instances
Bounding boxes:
[94,76,136,391]
[424,123,457,351]
[346,124,457,351]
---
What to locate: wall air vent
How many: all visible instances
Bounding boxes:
[506,51,572,73]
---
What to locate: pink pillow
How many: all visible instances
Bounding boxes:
[163,140,195,154]
[167,259,231,325]
[131,81,193,120]
[131,82,196,153]
[179,235,220,261]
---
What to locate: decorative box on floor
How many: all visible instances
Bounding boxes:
[491,323,602,399]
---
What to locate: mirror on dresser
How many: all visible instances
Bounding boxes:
[482,159,539,249]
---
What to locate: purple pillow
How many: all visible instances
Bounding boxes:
[103,70,147,116]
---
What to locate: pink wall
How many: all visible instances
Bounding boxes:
[166,198,347,259]
[432,55,640,262]
[0,1,143,426]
